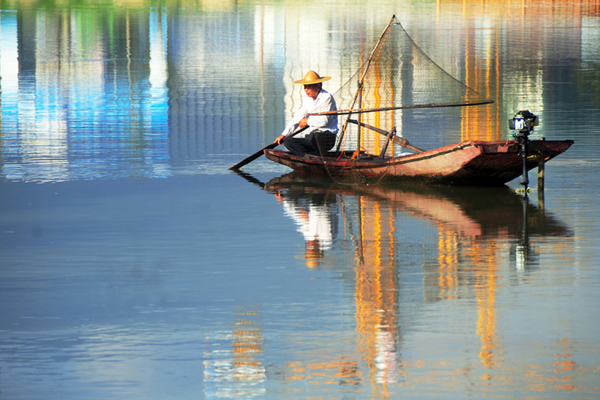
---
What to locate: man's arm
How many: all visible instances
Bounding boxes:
[275,117,309,144]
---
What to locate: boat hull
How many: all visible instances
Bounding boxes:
[264,140,573,186]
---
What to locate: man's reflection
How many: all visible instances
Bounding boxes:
[274,188,338,268]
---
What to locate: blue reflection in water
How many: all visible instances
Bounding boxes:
[1,12,19,137]
[1,8,290,182]
[1,8,170,182]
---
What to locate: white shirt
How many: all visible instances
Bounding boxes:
[281,89,338,137]
[282,199,337,251]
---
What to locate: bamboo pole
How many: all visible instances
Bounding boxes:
[538,158,545,210]
[311,99,494,117]
[335,15,397,151]
[537,158,545,192]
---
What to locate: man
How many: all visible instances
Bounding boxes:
[274,70,338,157]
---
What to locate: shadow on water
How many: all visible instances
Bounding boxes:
[234,169,572,272]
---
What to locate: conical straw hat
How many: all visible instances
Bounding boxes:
[293,70,331,85]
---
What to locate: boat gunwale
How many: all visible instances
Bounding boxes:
[265,139,573,169]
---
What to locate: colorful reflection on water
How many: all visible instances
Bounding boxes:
[1,5,170,181]
[257,173,581,395]
[1,0,599,399]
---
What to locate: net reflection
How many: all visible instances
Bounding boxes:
[236,170,572,394]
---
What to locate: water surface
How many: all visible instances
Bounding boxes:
[1,1,599,398]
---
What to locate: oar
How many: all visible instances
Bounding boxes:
[231,169,266,189]
[229,126,308,170]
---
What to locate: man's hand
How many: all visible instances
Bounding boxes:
[275,134,286,145]
[298,118,308,129]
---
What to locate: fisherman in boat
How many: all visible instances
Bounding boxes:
[274,70,338,157]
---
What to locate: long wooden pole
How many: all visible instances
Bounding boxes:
[356,86,363,157]
[312,99,494,117]
[537,158,545,210]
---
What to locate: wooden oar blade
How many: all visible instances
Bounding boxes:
[229,143,277,170]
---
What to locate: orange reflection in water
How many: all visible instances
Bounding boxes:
[435,227,500,372]
[447,0,600,142]
[203,304,267,397]
[524,338,580,392]
[259,171,586,397]
[354,196,398,398]
[232,306,265,382]
[285,358,360,386]
[430,210,502,373]
[472,242,499,371]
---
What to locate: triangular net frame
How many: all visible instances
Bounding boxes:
[312,16,491,184]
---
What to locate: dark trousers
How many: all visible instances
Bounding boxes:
[284,130,336,157]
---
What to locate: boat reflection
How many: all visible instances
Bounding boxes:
[234,170,572,394]
[262,171,571,271]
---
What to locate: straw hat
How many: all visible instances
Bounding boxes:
[293,70,331,85]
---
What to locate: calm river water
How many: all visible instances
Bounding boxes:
[1,1,600,399]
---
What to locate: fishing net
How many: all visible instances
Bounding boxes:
[314,16,490,185]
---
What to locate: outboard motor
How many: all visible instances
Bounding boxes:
[509,110,539,193]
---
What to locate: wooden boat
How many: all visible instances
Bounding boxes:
[265,139,573,186]
[260,16,572,187]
